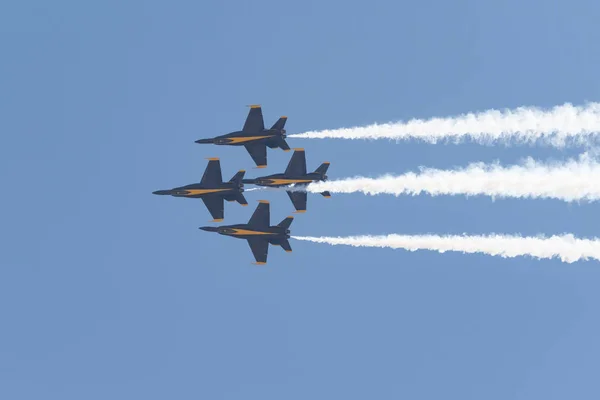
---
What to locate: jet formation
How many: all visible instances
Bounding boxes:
[154,105,331,264]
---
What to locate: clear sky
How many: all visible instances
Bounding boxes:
[2,0,600,399]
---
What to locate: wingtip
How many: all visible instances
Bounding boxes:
[255,165,267,169]
[206,157,219,161]
[211,219,224,222]
[293,210,306,214]
[253,262,267,265]
[293,148,305,151]
[239,169,246,173]
[248,104,261,109]
[258,200,269,204]
[280,116,288,119]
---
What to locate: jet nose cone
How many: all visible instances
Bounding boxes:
[199,226,219,232]
[153,190,171,195]
[195,138,213,144]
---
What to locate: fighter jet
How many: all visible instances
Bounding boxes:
[199,200,293,265]
[194,105,290,168]
[153,158,247,221]
[242,148,331,213]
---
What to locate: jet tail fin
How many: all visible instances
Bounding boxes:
[277,216,294,230]
[228,170,246,184]
[270,116,287,132]
[314,162,330,175]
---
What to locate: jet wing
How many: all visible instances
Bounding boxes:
[242,105,265,132]
[284,149,307,176]
[286,190,307,212]
[200,159,222,185]
[247,238,269,264]
[248,201,270,228]
[201,195,224,221]
[244,142,267,168]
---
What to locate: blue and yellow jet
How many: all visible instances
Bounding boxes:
[195,105,290,168]
[153,158,247,222]
[242,148,331,213]
[200,200,293,265]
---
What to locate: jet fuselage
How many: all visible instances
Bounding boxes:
[153,181,242,198]
[246,172,327,188]
[196,129,286,146]
[200,224,290,241]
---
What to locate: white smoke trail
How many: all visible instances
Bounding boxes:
[293,234,600,263]
[294,154,600,202]
[289,102,600,147]
[243,187,282,193]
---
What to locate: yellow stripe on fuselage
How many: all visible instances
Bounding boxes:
[184,189,230,196]
[226,135,274,144]
[230,229,274,236]
[262,179,314,185]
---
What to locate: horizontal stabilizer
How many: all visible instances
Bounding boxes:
[234,192,248,205]
[279,238,292,253]
[273,136,291,151]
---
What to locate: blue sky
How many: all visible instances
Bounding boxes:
[2,0,600,398]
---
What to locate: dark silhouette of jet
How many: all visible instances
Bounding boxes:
[153,158,247,222]
[242,148,330,213]
[195,105,290,168]
[200,200,293,265]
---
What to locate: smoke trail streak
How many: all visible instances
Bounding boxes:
[293,234,600,263]
[292,155,600,202]
[243,187,282,193]
[289,103,600,147]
